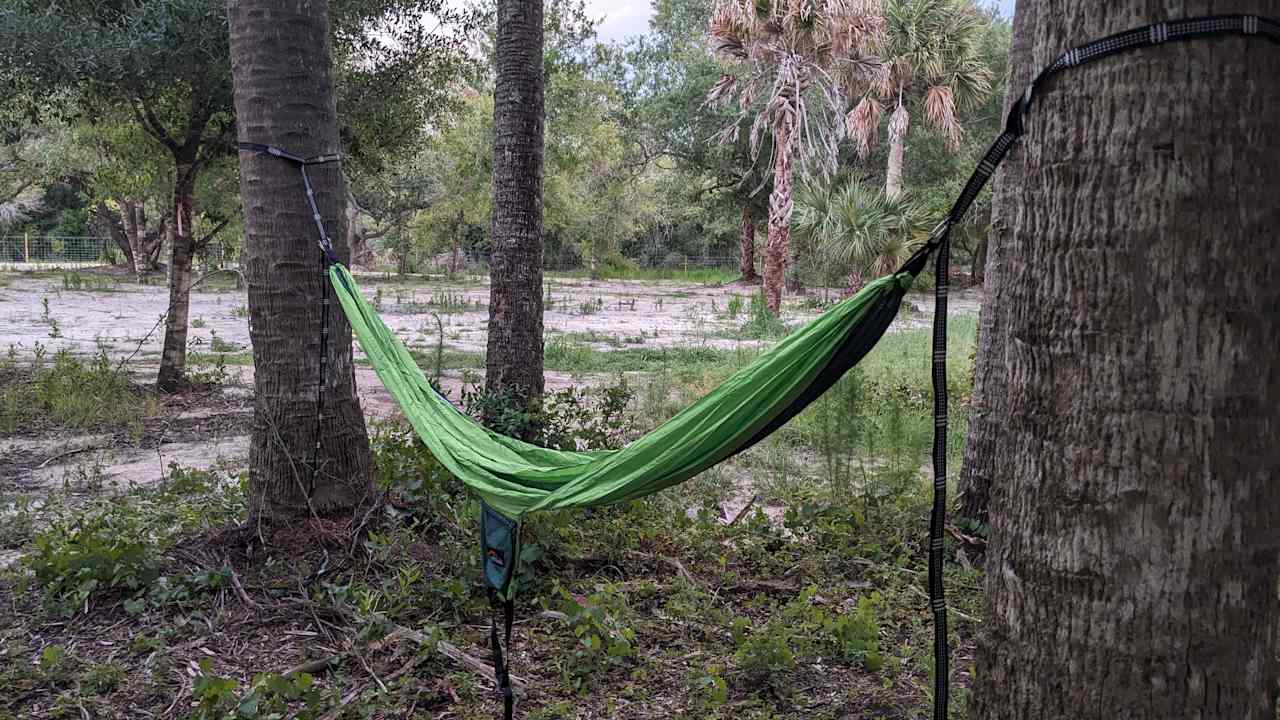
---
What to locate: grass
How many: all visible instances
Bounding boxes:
[0,348,152,435]
[547,265,740,285]
[544,337,753,375]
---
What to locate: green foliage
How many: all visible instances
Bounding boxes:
[461,377,636,451]
[193,660,328,720]
[0,349,143,434]
[554,583,638,689]
[22,464,246,615]
[793,180,930,286]
[738,290,789,339]
[732,617,795,690]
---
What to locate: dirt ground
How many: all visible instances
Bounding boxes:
[0,267,981,525]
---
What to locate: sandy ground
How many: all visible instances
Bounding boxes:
[0,268,982,547]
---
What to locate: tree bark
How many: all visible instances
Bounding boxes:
[738,204,758,283]
[762,117,793,315]
[95,200,135,270]
[885,129,905,200]
[155,164,197,392]
[485,0,546,420]
[228,0,374,523]
[968,3,1280,718]
[449,209,465,275]
[957,0,1040,525]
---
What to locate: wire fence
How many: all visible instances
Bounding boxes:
[0,234,739,279]
[0,235,116,270]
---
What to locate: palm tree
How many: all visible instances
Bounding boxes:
[847,0,992,199]
[794,180,927,292]
[227,0,374,523]
[486,0,547,428]
[707,0,886,315]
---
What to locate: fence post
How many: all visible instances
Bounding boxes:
[23,232,29,264]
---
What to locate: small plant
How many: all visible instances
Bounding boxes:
[577,298,603,316]
[47,318,61,338]
[40,297,51,324]
[373,286,385,311]
[209,330,239,353]
[555,584,637,689]
[231,303,249,318]
[83,662,124,695]
[732,618,795,689]
[726,293,744,319]
[191,317,207,328]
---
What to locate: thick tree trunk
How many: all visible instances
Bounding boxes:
[228,0,374,523]
[762,119,794,315]
[485,0,546,420]
[155,166,197,392]
[885,129,905,199]
[968,3,1280,718]
[957,0,1039,525]
[738,204,758,283]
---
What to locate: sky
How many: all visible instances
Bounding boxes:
[588,0,1018,44]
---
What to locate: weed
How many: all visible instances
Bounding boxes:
[0,350,146,433]
[82,662,124,695]
[726,293,744,319]
[22,464,246,615]
[191,317,207,329]
[554,583,637,690]
[231,303,249,318]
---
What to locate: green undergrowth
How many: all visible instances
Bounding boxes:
[14,465,247,617]
[0,347,153,435]
[0,318,981,718]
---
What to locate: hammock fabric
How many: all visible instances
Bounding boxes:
[330,263,915,521]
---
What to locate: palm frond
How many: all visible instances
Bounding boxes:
[846,95,883,158]
[923,84,961,148]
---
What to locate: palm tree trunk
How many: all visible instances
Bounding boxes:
[885,130,905,200]
[762,119,794,315]
[155,164,197,392]
[485,0,546,425]
[227,0,373,524]
[738,204,758,283]
[968,1,1280,717]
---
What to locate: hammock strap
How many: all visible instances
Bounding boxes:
[913,13,1280,720]
[488,592,516,720]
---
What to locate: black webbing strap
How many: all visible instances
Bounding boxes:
[897,14,1280,720]
[488,591,515,720]
[236,142,345,493]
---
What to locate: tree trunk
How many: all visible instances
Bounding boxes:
[885,129,905,200]
[485,0,546,421]
[228,0,374,523]
[738,204,758,283]
[968,3,1280,718]
[96,201,135,270]
[449,209,464,275]
[155,165,197,392]
[762,118,794,315]
[957,0,1039,526]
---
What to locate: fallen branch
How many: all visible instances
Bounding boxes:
[727,494,759,526]
[627,550,696,586]
[904,584,980,623]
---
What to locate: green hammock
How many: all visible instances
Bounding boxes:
[330,264,915,521]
